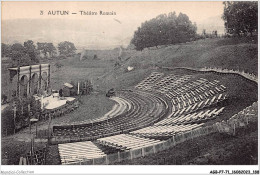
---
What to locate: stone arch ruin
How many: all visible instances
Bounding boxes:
[8,64,50,100]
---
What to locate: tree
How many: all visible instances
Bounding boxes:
[130,12,197,51]
[37,42,56,58]
[1,43,11,57]
[37,42,48,58]
[58,41,77,56]
[9,43,36,67]
[222,1,258,36]
[46,43,57,57]
[10,43,25,66]
[24,40,38,63]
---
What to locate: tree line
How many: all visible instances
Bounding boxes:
[130,12,197,51]
[130,2,257,50]
[2,40,77,67]
[222,1,257,36]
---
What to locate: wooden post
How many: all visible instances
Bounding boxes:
[48,64,51,89]
[35,122,38,138]
[233,123,236,136]
[48,115,52,143]
[23,157,27,165]
[29,66,31,95]
[41,96,43,110]
[19,157,23,165]
[106,155,109,165]
[39,64,42,91]
[30,135,33,165]
[17,67,20,98]
[172,136,176,146]
[77,82,80,95]
[29,120,31,134]
[130,150,133,160]
[118,151,120,162]
[13,106,16,134]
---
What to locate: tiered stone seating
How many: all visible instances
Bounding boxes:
[155,107,225,126]
[167,78,226,98]
[51,71,234,165]
[92,141,124,154]
[128,73,228,140]
[52,90,168,142]
[130,123,204,137]
[58,141,106,165]
[153,74,192,94]
[135,72,164,91]
[97,134,163,150]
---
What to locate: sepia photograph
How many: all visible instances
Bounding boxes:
[1,1,258,174]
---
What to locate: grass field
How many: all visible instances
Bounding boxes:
[1,36,258,165]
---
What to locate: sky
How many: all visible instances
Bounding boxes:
[1,1,225,50]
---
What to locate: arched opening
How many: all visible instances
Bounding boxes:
[20,75,28,98]
[41,72,48,91]
[31,73,39,95]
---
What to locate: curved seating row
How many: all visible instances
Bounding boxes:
[130,123,204,137]
[51,90,168,143]
[155,107,225,126]
[54,72,232,165]
[135,72,164,91]
[58,141,106,165]
[97,134,164,150]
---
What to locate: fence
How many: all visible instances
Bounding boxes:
[214,101,258,134]
[20,146,47,165]
[64,101,257,165]
[161,66,258,83]
[200,67,257,83]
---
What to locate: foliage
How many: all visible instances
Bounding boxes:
[130,12,197,51]
[222,1,258,36]
[24,40,39,63]
[4,41,39,67]
[37,42,57,58]
[54,62,64,69]
[1,43,11,57]
[70,80,93,95]
[9,43,32,67]
[10,43,25,61]
[58,41,77,56]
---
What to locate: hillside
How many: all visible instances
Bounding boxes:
[90,37,257,92]
[121,37,257,74]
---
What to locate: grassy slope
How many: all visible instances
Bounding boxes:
[122,37,257,74]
